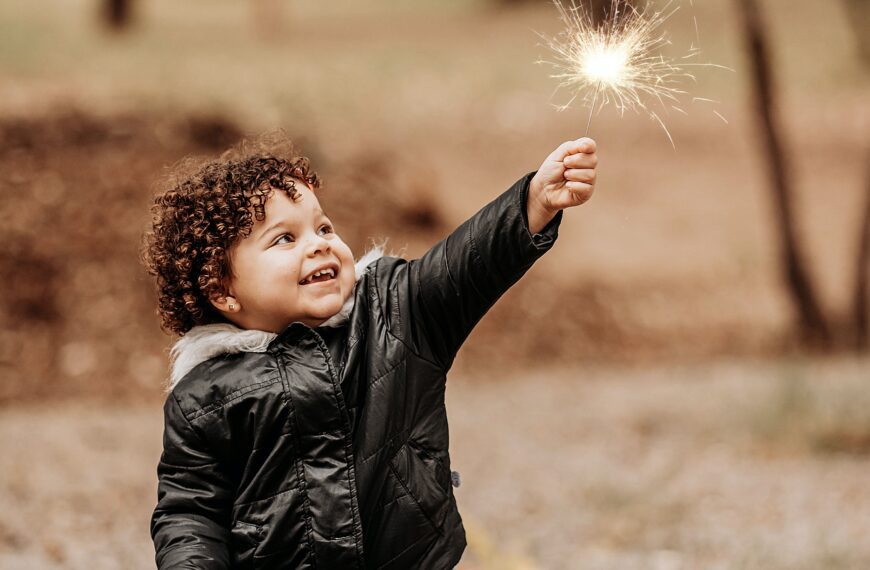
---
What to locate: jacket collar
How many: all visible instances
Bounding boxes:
[168,247,384,390]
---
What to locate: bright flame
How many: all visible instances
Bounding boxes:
[538,0,728,145]
[582,44,630,85]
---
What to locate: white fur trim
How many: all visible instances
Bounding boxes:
[167,246,385,390]
[168,324,276,389]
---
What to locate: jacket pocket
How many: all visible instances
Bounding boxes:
[230,519,265,568]
[389,439,450,531]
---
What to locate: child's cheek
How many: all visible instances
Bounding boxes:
[342,269,355,296]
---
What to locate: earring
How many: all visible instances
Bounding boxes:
[228,303,236,311]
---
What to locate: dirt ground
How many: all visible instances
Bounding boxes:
[1,357,869,570]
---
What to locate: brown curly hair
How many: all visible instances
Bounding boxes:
[142,137,321,336]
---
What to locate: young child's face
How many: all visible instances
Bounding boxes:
[216,181,356,333]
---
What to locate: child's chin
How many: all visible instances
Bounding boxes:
[312,297,345,318]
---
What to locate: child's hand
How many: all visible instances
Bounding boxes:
[527,138,597,233]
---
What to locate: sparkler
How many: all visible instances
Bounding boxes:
[540,0,726,145]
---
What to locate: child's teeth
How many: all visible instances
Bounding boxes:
[302,268,336,284]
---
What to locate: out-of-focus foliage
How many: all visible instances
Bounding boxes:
[102,0,133,30]
[843,0,870,67]
[0,0,865,402]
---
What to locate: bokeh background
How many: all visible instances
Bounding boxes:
[1,0,868,568]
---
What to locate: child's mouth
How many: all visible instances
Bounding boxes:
[299,267,338,285]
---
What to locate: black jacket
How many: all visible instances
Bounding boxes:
[151,173,562,569]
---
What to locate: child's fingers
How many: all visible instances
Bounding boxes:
[564,168,596,184]
[572,138,596,155]
[564,152,597,169]
[546,138,597,163]
[565,181,594,205]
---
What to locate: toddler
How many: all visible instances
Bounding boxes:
[144,136,597,569]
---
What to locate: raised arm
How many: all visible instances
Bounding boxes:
[151,393,233,569]
[400,138,597,370]
[396,175,551,370]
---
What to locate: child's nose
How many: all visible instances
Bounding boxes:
[306,234,331,256]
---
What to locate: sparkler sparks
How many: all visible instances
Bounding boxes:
[539,0,727,145]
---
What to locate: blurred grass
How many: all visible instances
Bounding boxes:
[3,357,867,568]
[463,518,539,570]
[446,357,870,569]
[0,0,863,117]
[747,360,870,456]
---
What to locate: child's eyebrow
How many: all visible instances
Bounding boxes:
[257,209,330,241]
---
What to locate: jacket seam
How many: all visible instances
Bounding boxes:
[465,217,493,304]
[170,392,211,451]
[159,460,219,470]
[309,331,366,566]
[410,261,451,370]
[386,461,444,537]
[274,353,320,570]
[314,533,356,542]
[235,486,301,510]
[367,356,405,389]
[373,259,445,372]
[160,395,230,563]
[359,428,411,464]
[378,488,410,510]
[158,543,228,568]
[372,488,440,569]
[185,376,282,421]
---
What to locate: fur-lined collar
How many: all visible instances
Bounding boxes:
[167,247,384,390]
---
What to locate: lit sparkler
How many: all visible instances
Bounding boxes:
[539,0,726,145]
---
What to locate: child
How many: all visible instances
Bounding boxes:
[144,136,597,569]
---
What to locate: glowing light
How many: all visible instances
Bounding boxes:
[583,45,630,85]
[539,0,728,144]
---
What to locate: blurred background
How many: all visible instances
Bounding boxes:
[0,0,868,568]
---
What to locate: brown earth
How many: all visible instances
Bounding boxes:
[1,357,869,569]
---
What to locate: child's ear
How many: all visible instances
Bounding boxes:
[211,295,241,314]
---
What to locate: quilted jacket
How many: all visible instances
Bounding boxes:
[150,172,562,569]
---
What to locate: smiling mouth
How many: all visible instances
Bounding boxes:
[299,267,338,285]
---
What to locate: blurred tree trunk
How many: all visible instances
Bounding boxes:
[589,0,614,24]
[844,0,870,64]
[856,156,870,348]
[736,0,832,347]
[844,0,870,349]
[103,0,132,30]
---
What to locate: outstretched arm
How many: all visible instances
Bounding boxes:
[402,138,598,369]
[151,394,233,569]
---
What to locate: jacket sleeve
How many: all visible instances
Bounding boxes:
[406,171,562,369]
[151,392,233,569]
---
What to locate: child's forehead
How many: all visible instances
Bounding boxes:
[258,185,325,221]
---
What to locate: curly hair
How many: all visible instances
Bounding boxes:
[142,137,321,336]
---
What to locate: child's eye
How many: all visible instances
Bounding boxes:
[274,234,294,246]
[318,224,334,235]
